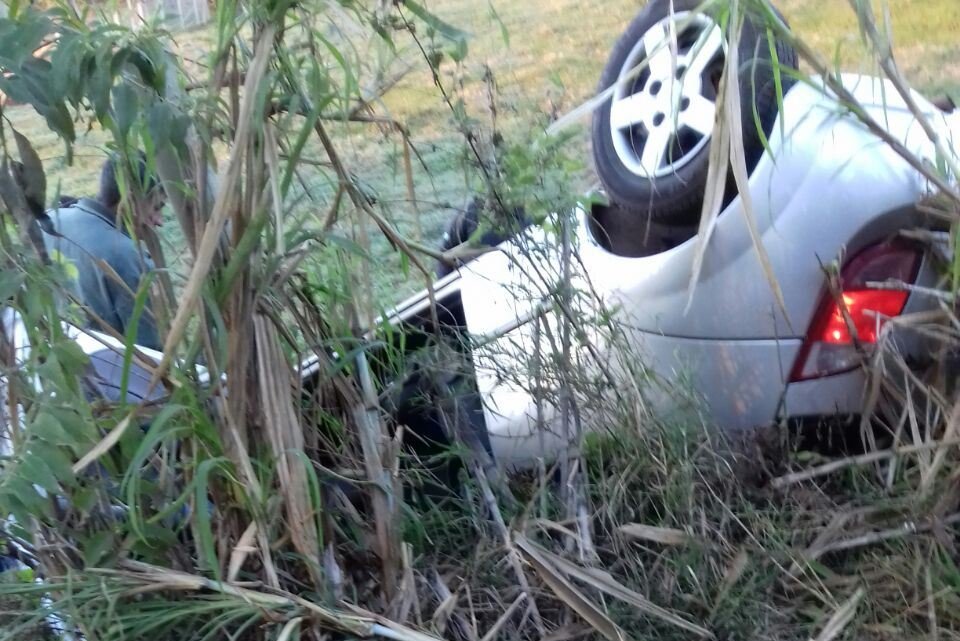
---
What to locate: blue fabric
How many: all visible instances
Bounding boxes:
[0,553,18,573]
[42,199,161,351]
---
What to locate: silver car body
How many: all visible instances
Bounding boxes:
[389,74,959,466]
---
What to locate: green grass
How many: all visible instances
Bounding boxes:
[5,0,960,299]
[779,0,960,94]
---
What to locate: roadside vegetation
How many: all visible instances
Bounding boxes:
[0,1,957,641]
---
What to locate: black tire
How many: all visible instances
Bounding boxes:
[436,197,482,278]
[388,341,495,495]
[435,197,531,278]
[591,0,797,225]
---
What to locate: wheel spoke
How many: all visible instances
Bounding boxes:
[640,126,671,174]
[680,94,716,136]
[610,92,652,130]
[642,23,673,78]
[685,23,724,77]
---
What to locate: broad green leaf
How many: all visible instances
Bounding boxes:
[46,406,95,449]
[81,530,116,567]
[0,10,53,66]
[51,338,89,376]
[42,101,76,144]
[29,442,74,486]
[31,410,78,449]
[49,33,82,100]
[402,0,469,46]
[19,453,60,494]
[0,271,25,302]
[12,128,46,211]
[118,271,154,404]
[0,76,35,107]
[111,83,140,139]
[73,487,99,514]
[130,522,178,559]
[147,102,174,153]
[5,474,53,521]
[0,490,33,530]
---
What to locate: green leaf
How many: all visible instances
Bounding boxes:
[88,50,115,118]
[31,410,79,449]
[81,530,116,567]
[73,487,98,514]
[448,37,468,63]
[426,48,443,70]
[487,1,509,46]
[147,102,174,152]
[46,406,94,450]
[132,48,165,94]
[52,335,89,373]
[6,0,22,20]
[49,32,83,101]
[12,128,46,212]
[0,490,32,530]
[169,112,192,158]
[370,18,395,50]
[402,0,469,46]
[195,457,226,581]
[129,523,178,559]
[0,10,53,65]
[19,453,60,494]
[29,442,74,486]
[111,83,139,139]
[315,32,358,109]
[325,233,370,259]
[40,101,76,144]
[5,475,52,521]
[0,76,34,107]
[121,403,187,542]
[0,271,25,302]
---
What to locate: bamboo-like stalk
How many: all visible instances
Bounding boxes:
[255,314,323,588]
[353,349,400,601]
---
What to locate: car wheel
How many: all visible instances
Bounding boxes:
[388,341,495,494]
[591,0,797,225]
[436,197,481,278]
[435,197,531,278]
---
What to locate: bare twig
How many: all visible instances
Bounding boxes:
[770,438,960,488]
[472,463,545,636]
[817,513,960,555]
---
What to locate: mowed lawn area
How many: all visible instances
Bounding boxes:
[6,0,960,296]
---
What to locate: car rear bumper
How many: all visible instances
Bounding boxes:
[474,330,805,467]
[780,369,866,420]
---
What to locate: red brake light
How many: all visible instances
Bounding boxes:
[817,290,910,345]
[790,243,920,382]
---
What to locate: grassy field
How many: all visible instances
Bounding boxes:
[4,5,960,640]
[6,0,960,297]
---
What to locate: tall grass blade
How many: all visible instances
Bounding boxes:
[514,534,627,641]
[811,587,865,641]
[517,534,713,639]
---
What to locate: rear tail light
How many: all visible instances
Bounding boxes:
[790,242,921,382]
